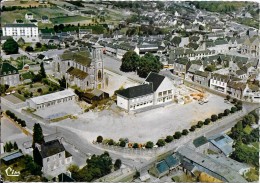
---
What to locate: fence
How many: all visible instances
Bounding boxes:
[1,97,27,109]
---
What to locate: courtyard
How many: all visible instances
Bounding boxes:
[52,92,233,143]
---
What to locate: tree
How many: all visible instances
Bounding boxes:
[133,171,140,179]
[171,36,181,47]
[39,62,46,78]
[243,114,256,126]
[182,129,189,135]
[2,38,19,54]
[36,42,42,48]
[231,106,237,113]
[211,114,218,122]
[32,123,44,148]
[174,131,182,139]
[108,139,114,145]
[218,113,224,119]
[196,121,204,128]
[59,76,67,89]
[37,88,43,93]
[137,53,163,78]
[190,125,196,132]
[96,136,103,143]
[13,141,18,150]
[25,46,34,52]
[133,143,139,148]
[224,109,230,116]
[120,51,140,72]
[114,159,122,171]
[204,118,211,125]
[119,140,126,147]
[156,139,166,147]
[165,135,174,143]
[205,65,216,72]
[145,141,154,148]
[226,95,231,101]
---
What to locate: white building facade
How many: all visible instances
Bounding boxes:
[2,23,39,42]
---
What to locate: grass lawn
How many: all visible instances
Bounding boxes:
[50,15,89,24]
[243,125,252,134]
[12,93,26,101]
[21,71,34,80]
[1,7,67,24]
[245,168,259,182]
[0,155,26,182]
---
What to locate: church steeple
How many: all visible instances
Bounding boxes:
[91,44,104,89]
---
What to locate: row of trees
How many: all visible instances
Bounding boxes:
[6,110,26,127]
[96,101,243,149]
[4,141,18,152]
[120,51,163,78]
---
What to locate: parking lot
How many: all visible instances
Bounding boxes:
[53,93,233,143]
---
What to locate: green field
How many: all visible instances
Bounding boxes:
[50,15,90,24]
[1,7,68,24]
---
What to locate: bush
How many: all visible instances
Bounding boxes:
[218,113,223,119]
[204,118,211,125]
[211,115,218,122]
[232,98,237,104]
[236,105,243,111]
[156,139,166,147]
[21,120,26,127]
[119,141,126,147]
[189,125,196,132]
[108,139,114,145]
[25,46,34,52]
[145,141,154,148]
[226,95,231,101]
[114,159,122,171]
[182,129,189,135]
[165,135,174,143]
[224,109,230,116]
[174,131,182,139]
[133,143,139,149]
[231,106,237,113]
[96,136,103,143]
[37,88,43,93]
[196,121,204,128]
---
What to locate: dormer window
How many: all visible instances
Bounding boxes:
[8,71,11,74]
[13,70,16,74]
[3,72,6,75]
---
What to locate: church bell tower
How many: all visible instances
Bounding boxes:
[92,45,104,89]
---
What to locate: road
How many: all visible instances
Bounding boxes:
[1,103,148,168]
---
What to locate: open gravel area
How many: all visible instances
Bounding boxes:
[52,93,233,143]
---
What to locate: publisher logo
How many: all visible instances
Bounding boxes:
[5,167,20,177]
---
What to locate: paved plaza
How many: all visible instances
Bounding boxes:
[53,93,233,143]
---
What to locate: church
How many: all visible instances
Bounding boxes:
[53,45,106,90]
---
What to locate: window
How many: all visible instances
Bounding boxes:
[158,92,162,97]
[163,91,167,96]
[168,90,172,94]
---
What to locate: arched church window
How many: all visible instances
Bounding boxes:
[68,62,70,67]
[57,63,60,72]
[98,70,102,80]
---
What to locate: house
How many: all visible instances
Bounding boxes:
[243,84,260,103]
[54,45,105,90]
[209,73,229,93]
[25,13,33,20]
[33,139,72,175]
[186,63,204,80]
[227,81,247,100]
[116,72,174,111]
[26,89,77,110]
[0,62,20,86]
[42,16,49,23]
[208,133,234,156]
[30,19,38,26]
[241,36,259,57]
[193,71,211,87]
[172,57,191,77]
[208,39,229,54]
[2,23,39,42]
[137,44,159,55]
[153,160,170,178]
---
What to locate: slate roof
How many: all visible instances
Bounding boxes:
[211,73,229,82]
[116,84,153,99]
[227,81,246,90]
[3,23,37,27]
[194,71,210,78]
[39,139,65,158]
[0,62,19,77]
[156,160,170,174]
[164,154,180,168]
[193,136,208,148]
[175,57,190,65]
[145,72,165,92]
[66,67,88,80]
[236,70,246,76]
[61,51,91,66]
[208,134,234,156]
[188,64,202,74]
